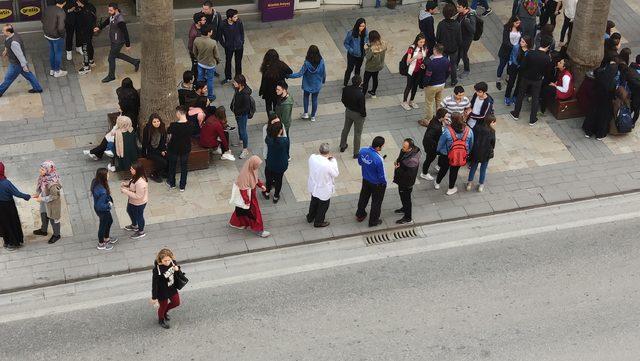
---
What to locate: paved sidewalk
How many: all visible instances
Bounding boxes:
[1,0,640,293]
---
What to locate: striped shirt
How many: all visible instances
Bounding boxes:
[441,95,470,114]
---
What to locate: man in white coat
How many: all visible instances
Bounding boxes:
[306,143,339,228]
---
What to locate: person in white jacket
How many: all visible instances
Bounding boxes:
[306,143,339,228]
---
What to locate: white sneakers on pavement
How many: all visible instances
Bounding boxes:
[446,187,458,196]
[83,150,98,161]
[66,51,72,61]
[104,150,114,158]
[420,173,434,181]
[401,102,412,111]
[221,152,236,161]
[433,180,440,190]
[239,149,250,159]
[409,101,419,109]
[53,70,68,78]
[75,46,83,55]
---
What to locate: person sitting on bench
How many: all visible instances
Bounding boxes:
[541,57,574,114]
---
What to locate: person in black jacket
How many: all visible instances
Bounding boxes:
[75,0,97,75]
[151,248,181,329]
[510,36,552,125]
[230,74,253,159]
[259,49,292,114]
[420,108,448,181]
[64,0,82,60]
[418,1,438,54]
[340,75,367,159]
[116,77,140,132]
[466,114,495,192]
[220,9,245,84]
[93,3,140,83]
[436,3,463,86]
[142,114,168,183]
[167,106,194,191]
[497,16,521,90]
[582,61,618,140]
[393,138,421,225]
[455,0,477,79]
[626,61,640,122]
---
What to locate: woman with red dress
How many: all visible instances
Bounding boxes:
[229,155,271,237]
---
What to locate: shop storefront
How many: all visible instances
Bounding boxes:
[0,0,43,23]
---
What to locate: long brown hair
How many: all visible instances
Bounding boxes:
[91,167,110,195]
[146,113,167,136]
[156,248,175,264]
[129,161,147,185]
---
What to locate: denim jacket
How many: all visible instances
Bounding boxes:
[343,29,369,58]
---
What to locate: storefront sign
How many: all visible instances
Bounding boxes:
[0,1,14,23]
[259,0,293,22]
[18,0,42,21]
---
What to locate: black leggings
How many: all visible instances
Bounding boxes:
[403,73,420,102]
[505,64,520,98]
[362,71,379,94]
[344,54,364,86]
[421,148,438,175]
[560,14,573,43]
[265,168,284,197]
[265,97,278,114]
[435,155,460,189]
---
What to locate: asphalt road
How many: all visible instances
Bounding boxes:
[2,217,640,361]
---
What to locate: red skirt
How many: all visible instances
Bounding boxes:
[229,188,264,232]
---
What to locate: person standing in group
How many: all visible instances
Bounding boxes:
[419,1,438,54]
[340,75,367,159]
[262,121,289,204]
[220,9,244,85]
[193,25,221,102]
[0,162,31,251]
[420,108,449,181]
[504,35,532,106]
[436,3,462,86]
[32,161,63,244]
[166,106,193,191]
[275,81,293,136]
[142,114,168,183]
[434,113,473,195]
[393,138,421,225]
[229,155,271,238]
[539,0,561,28]
[0,24,43,96]
[116,77,140,132]
[559,0,578,45]
[401,33,427,111]
[343,18,368,87]
[188,14,206,76]
[193,1,223,40]
[63,0,83,61]
[151,248,182,329]
[496,16,521,91]
[259,49,292,114]
[509,37,552,125]
[422,44,451,123]
[289,45,326,122]
[178,71,196,107]
[230,74,253,159]
[441,85,470,115]
[362,31,387,99]
[466,114,496,193]
[41,0,67,78]
[91,168,118,250]
[515,0,540,41]
[93,3,140,83]
[534,24,556,52]
[455,0,477,79]
[75,0,97,75]
[306,143,339,228]
[113,115,138,172]
[465,81,494,129]
[355,136,387,227]
[121,161,148,239]
[582,59,618,140]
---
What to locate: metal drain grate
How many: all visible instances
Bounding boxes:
[365,228,418,246]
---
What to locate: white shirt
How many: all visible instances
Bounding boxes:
[509,31,521,46]
[555,74,571,93]
[563,0,578,19]
[468,97,485,128]
[407,46,427,75]
[307,154,339,201]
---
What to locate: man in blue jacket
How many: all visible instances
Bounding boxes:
[356,136,386,227]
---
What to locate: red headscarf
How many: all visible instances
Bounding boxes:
[0,162,6,180]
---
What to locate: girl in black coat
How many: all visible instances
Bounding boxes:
[466,114,496,192]
[420,108,448,181]
[116,78,141,132]
[151,248,181,329]
[393,139,421,225]
[497,16,521,91]
[141,114,168,183]
[259,49,292,114]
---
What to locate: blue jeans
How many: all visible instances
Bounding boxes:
[0,62,43,95]
[236,114,248,148]
[126,203,146,231]
[198,64,216,100]
[468,161,489,184]
[96,210,113,243]
[48,38,64,72]
[471,0,490,9]
[375,0,381,7]
[497,55,509,78]
[303,91,319,117]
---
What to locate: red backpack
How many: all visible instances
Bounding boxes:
[447,126,470,167]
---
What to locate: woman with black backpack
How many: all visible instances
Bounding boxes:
[401,33,428,111]
[434,113,474,195]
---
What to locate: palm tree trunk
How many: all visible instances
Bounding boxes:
[139,0,178,125]
[567,0,612,88]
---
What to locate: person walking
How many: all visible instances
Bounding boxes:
[0,24,43,96]
[259,49,292,114]
[362,31,386,99]
[262,122,289,204]
[515,0,540,41]
[275,81,293,135]
[75,0,97,75]
[436,3,462,86]
[355,136,387,227]
[418,1,438,54]
[42,0,67,78]
[116,77,140,132]
[0,162,31,251]
[339,75,367,159]
[420,108,449,181]
[193,25,221,102]
[141,114,168,183]
[422,44,451,123]
[466,81,494,129]
[289,45,326,122]
[455,0,477,79]
[434,113,474,195]
[497,16,521,91]
[504,35,532,106]
[121,161,148,239]
[229,155,271,237]
[306,143,339,228]
[220,9,244,85]
[91,167,117,250]
[466,114,496,193]
[166,106,194,191]
[230,74,253,159]
[393,138,421,225]
[94,3,140,83]
[343,18,368,87]
[32,161,63,244]
[401,33,427,111]
[559,0,578,45]
[113,115,138,172]
[151,248,182,329]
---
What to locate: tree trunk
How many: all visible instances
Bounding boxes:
[139,0,178,126]
[567,0,612,89]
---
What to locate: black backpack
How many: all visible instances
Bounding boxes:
[616,104,634,133]
[473,13,484,41]
[399,52,409,76]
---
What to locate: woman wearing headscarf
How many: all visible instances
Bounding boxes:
[32,161,63,244]
[116,77,141,132]
[229,155,270,238]
[0,162,31,250]
[113,116,139,172]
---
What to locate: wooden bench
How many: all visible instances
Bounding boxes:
[547,95,585,120]
[135,138,210,177]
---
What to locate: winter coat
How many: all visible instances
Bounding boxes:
[289,59,326,94]
[275,94,293,131]
[141,126,167,157]
[393,147,421,188]
[151,260,179,301]
[259,61,292,102]
[469,124,495,163]
[42,183,62,220]
[499,27,519,59]
[436,19,462,55]
[422,118,444,152]
[343,29,369,58]
[516,1,540,40]
[42,5,66,39]
[265,136,290,174]
[230,86,253,116]
[91,183,112,213]
[364,41,387,72]
[220,20,244,50]
[418,11,436,49]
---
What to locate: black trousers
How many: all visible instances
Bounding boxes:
[147,151,167,177]
[167,152,189,190]
[356,179,386,226]
[264,168,284,197]
[90,138,108,159]
[344,53,364,86]
[560,14,573,43]
[435,155,460,189]
[108,42,138,78]
[189,52,198,78]
[224,47,243,81]
[65,22,82,51]
[307,196,330,225]
[539,84,556,113]
[539,0,558,27]
[421,148,438,174]
[446,51,459,84]
[505,64,520,98]
[264,97,278,114]
[403,73,420,102]
[513,78,543,124]
[457,39,472,72]
[362,70,379,94]
[398,186,413,220]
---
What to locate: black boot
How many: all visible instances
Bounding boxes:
[48,235,61,244]
[159,319,170,329]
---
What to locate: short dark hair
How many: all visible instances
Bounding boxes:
[611,32,621,41]
[183,70,194,84]
[434,43,444,54]
[108,2,118,9]
[425,0,437,10]
[540,35,553,49]
[372,136,385,149]
[351,75,362,86]
[453,86,465,95]
[175,105,187,115]
[194,80,207,91]
[276,80,288,90]
[202,0,213,6]
[200,25,212,36]
[456,0,469,8]
[636,54,640,64]
[474,82,488,93]
[442,3,457,19]
[226,8,238,19]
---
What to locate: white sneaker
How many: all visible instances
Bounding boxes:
[104,150,114,158]
[49,70,54,76]
[221,152,236,161]
[212,147,222,155]
[75,46,83,55]
[310,116,316,122]
[258,230,271,238]
[239,149,250,159]
[465,182,473,191]
[446,187,458,195]
[83,150,98,161]
[66,51,72,60]
[478,184,485,192]
[107,164,116,172]
[435,165,440,171]
[300,113,310,120]
[410,101,419,109]
[78,66,91,75]
[434,180,440,190]
[401,102,412,111]
[419,173,434,181]
[53,70,68,78]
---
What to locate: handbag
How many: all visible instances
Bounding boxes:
[229,183,251,210]
[172,262,189,290]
